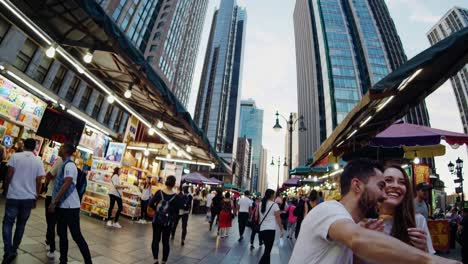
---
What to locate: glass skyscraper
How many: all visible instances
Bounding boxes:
[239,99,264,191]
[194,0,247,164]
[294,0,431,164]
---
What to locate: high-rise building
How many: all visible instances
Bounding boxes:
[427,7,468,134]
[194,0,247,165]
[293,0,431,164]
[258,147,269,194]
[283,113,299,183]
[236,137,252,190]
[239,99,264,191]
[98,0,208,107]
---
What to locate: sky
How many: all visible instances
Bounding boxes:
[188,0,468,197]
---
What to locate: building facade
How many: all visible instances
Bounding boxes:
[239,99,264,191]
[427,7,468,134]
[98,0,208,107]
[258,147,268,195]
[194,0,247,165]
[236,137,252,190]
[293,0,431,164]
[283,113,299,184]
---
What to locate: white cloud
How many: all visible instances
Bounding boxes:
[409,14,440,23]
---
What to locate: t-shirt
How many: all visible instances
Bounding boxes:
[7,151,46,200]
[414,199,429,220]
[259,200,280,231]
[46,157,63,196]
[238,196,253,213]
[206,193,214,207]
[289,200,354,264]
[287,205,297,223]
[141,186,152,201]
[109,174,122,197]
[59,162,81,209]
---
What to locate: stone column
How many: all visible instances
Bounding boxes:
[57,71,75,98]
[71,82,88,107]
[0,27,26,64]
[118,113,129,134]
[108,107,120,130]
[42,61,61,89]
[97,101,110,123]
[25,50,45,79]
[85,89,101,116]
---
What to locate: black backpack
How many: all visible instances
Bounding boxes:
[76,168,87,202]
[155,191,176,227]
[182,194,192,211]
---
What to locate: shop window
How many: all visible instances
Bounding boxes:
[32,56,53,83]
[91,94,104,119]
[103,105,114,126]
[0,16,10,44]
[65,77,80,102]
[50,66,67,94]
[113,110,123,131]
[78,86,92,111]
[14,38,38,72]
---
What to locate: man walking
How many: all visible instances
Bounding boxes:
[237,190,252,242]
[414,182,431,221]
[172,185,192,246]
[48,144,92,264]
[2,138,45,264]
[44,155,63,259]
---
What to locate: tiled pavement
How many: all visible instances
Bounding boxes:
[0,198,293,263]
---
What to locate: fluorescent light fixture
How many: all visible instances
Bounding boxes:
[59,104,66,110]
[398,69,423,91]
[376,96,394,112]
[45,45,56,58]
[107,95,115,104]
[83,51,93,64]
[76,65,84,74]
[359,115,373,128]
[126,146,158,152]
[347,129,358,139]
[157,120,164,129]
[77,145,93,154]
[401,164,409,169]
[319,168,344,180]
[148,128,155,136]
[124,89,132,98]
[155,156,215,168]
[166,154,172,159]
[336,141,344,147]
[5,71,57,104]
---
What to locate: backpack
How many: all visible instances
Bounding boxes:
[154,191,176,227]
[182,193,192,211]
[76,168,87,202]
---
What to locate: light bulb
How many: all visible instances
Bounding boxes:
[168,143,174,150]
[83,51,93,63]
[186,146,192,153]
[45,46,56,58]
[210,163,215,169]
[157,120,164,129]
[107,95,115,104]
[334,163,339,170]
[124,89,132,98]
[414,157,420,164]
[76,65,84,74]
[144,149,149,156]
[148,128,155,136]
[177,150,182,157]
[166,154,171,159]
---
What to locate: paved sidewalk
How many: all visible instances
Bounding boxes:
[0,199,293,263]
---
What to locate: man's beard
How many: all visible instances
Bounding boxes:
[358,188,382,219]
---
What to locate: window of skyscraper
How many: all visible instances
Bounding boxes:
[147,56,154,63]
[14,38,38,72]
[150,45,157,52]
[153,32,161,40]
[112,0,126,21]
[32,55,53,83]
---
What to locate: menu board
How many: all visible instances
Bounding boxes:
[0,75,47,130]
[413,164,430,185]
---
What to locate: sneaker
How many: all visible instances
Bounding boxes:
[238,236,243,242]
[250,245,255,250]
[141,219,147,224]
[113,222,122,229]
[46,251,55,259]
[107,220,113,227]
[181,240,185,246]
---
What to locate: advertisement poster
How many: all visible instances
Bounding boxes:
[164,163,183,187]
[105,142,126,163]
[413,164,430,186]
[0,75,47,131]
[79,129,109,158]
[123,115,139,143]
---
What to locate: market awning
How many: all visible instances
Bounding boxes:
[181,172,210,185]
[1,0,223,167]
[311,26,468,165]
[205,177,223,186]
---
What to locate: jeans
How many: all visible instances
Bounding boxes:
[2,199,34,257]
[287,222,296,238]
[250,225,263,246]
[45,196,57,252]
[152,223,171,261]
[56,208,92,264]
[295,219,302,239]
[172,213,189,240]
[238,212,249,238]
[140,199,149,220]
[259,230,276,264]
[108,194,122,222]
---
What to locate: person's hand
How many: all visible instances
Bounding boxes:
[359,218,384,232]
[408,228,427,251]
[430,255,462,264]
[48,201,56,214]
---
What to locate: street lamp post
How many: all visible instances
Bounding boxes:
[273,111,306,178]
[271,156,287,190]
[448,157,464,208]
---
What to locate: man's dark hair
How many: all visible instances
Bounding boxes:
[340,159,384,196]
[165,175,176,188]
[244,190,250,196]
[62,143,76,156]
[23,138,36,151]
[318,191,323,197]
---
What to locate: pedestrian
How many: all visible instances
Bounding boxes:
[107,167,125,228]
[237,190,253,242]
[414,182,431,221]
[206,190,214,223]
[318,191,324,203]
[250,197,263,249]
[210,190,223,232]
[289,159,459,264]
[2,138,45,264]
[48,144,92,264]
[44,154,63,259]
[459,208,468,264]
[304,190,319,216]
[138,179,152,224]
[172,185,192,246]
[219,192,233,238]
[293,196,305,239]
[2,148,16,196]
[258,189,284,264]
[285,199,297,239]
[149,175,179,264]
[279,197,288,231]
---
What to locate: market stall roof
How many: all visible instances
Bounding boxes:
[205,177,223,186]
[181,172,210,185]
[311,26,468,166]
[2,0,222,167]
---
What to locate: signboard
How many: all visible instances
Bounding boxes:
[427,220,450,252]
[164,163,183,187]
[79,128,109,158]
[105,142,126,163]
[413,164,430,186]
[0,75,47,130]
[123,115,139,143]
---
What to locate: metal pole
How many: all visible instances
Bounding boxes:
[460,168,464,207]
[277,157,280,190]
[288,113,293,177]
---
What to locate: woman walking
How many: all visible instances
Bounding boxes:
[107,167,125,228]
[304,190,319,216]
[250,197,263,249]
[138,180,152,224]
[285,200,297,239]
[258,189,283,264]
[218,192,233,238]
[149,175,180,264]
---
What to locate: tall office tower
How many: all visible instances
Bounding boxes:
[194,0,247,164]
[236,137,252,190]
[239,99,264,191]
[258,147,269,194]
[293,0,431,164]
[427,7,468,134]
[98,0,208,107]
[283,113,299,183]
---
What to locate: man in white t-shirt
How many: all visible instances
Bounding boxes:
[289,159,460,264]
[237,191,253,242]
[44,155,63,258]
[48,144,92,264]
[2,138,45,263]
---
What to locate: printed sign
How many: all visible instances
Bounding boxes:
[79,128,109,158]
[105,142,126,163]
[123,115,139,143]
[413,164,430,186]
